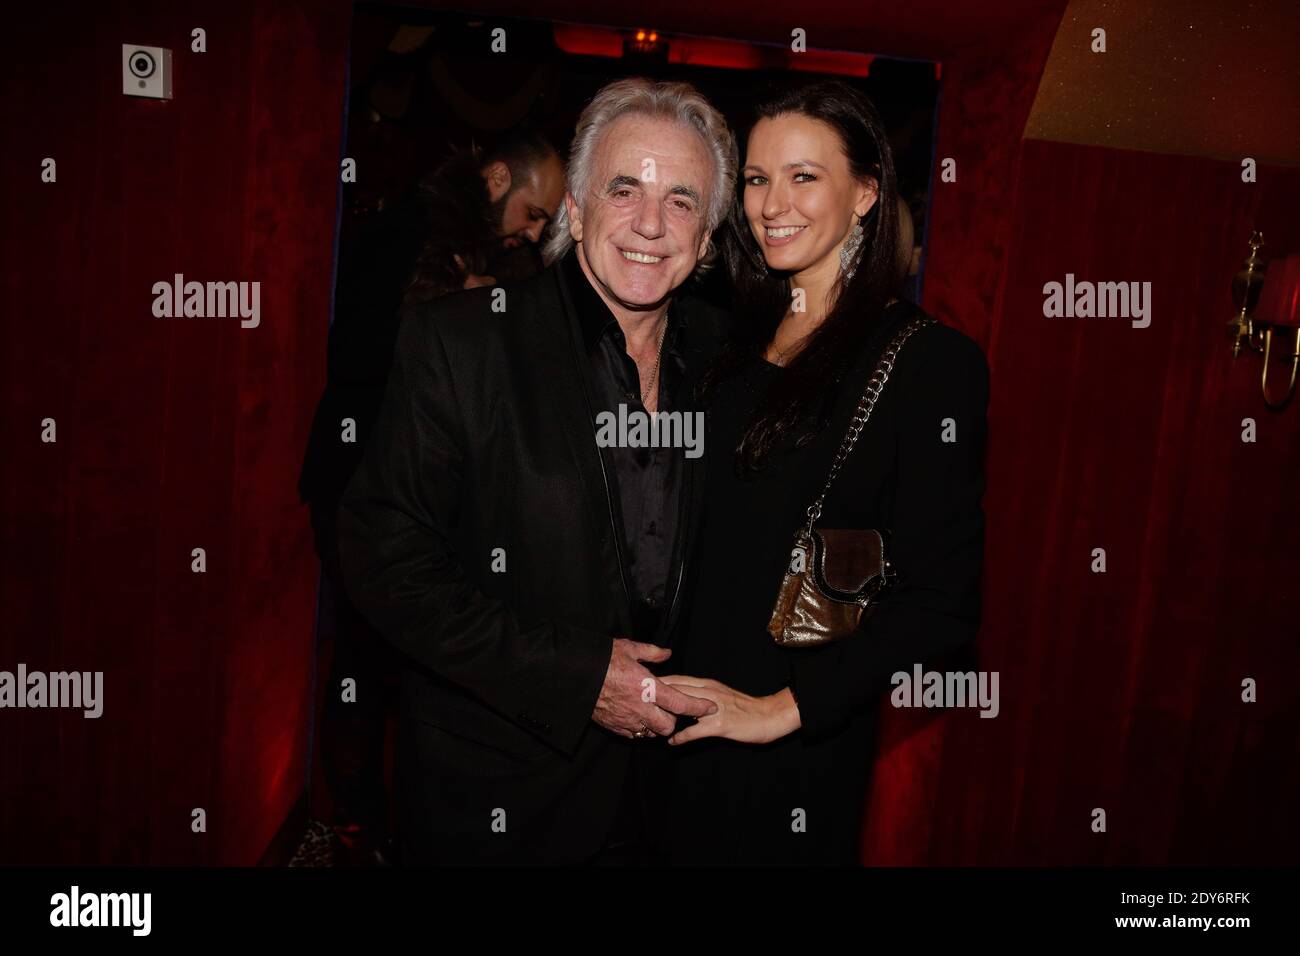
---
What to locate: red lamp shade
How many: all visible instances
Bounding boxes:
[1256,253,1300,328]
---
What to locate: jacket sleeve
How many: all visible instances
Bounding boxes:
[336,307,613,757]
[788,326,990,742]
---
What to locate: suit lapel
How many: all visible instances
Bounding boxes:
[659,297,714,645]
[530,267,636,637]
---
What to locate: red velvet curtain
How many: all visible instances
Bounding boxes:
[865,140,1300,864]
[0,0,348,864]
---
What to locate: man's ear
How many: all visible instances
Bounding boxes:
[483,160,512,201]
[564,191,583,242]
[854,177,880,219]
[697,228,711,264]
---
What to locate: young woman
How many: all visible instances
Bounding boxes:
[660,81,990,865]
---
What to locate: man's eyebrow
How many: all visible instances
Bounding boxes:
[668,184,701,204]
[604,175,641,192]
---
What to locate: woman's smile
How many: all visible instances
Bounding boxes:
[763,224,808,246]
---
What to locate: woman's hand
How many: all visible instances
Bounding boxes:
[453,254,496,290]
[659,677,801,746]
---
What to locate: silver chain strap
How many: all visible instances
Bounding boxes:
[804,316,935,533]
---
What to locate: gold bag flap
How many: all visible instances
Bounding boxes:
[814,529,885,593]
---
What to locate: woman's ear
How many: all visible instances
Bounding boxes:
[854,177,880,219]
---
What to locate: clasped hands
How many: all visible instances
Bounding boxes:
[593,638,801,746]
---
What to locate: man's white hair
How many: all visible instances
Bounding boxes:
[543,77,738,273]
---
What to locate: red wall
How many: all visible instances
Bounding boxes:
[1,0,349,864]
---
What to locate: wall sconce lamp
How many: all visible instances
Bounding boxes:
[624,28,668,61]
[1227,232,1300,410]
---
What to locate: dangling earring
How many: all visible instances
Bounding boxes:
[839,218,865,281]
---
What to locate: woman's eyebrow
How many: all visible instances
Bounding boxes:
[741,160,827,174]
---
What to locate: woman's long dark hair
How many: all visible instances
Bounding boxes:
[702,81,903,473]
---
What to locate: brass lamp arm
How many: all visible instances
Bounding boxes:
[1261,325,1300,410]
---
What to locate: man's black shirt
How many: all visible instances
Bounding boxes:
[559,249,685,641]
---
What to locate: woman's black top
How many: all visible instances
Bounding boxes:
[663,300,990,865]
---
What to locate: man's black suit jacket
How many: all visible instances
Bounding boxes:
[337,261,729,864]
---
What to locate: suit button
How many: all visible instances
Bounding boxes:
[518,713,551,734]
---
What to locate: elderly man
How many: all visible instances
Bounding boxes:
[338,78,737,865]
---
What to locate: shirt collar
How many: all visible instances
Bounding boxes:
[560,247,684,355]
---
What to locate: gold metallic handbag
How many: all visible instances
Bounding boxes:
[767,316,934,647]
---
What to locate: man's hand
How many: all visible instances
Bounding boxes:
[592,639,717,738]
